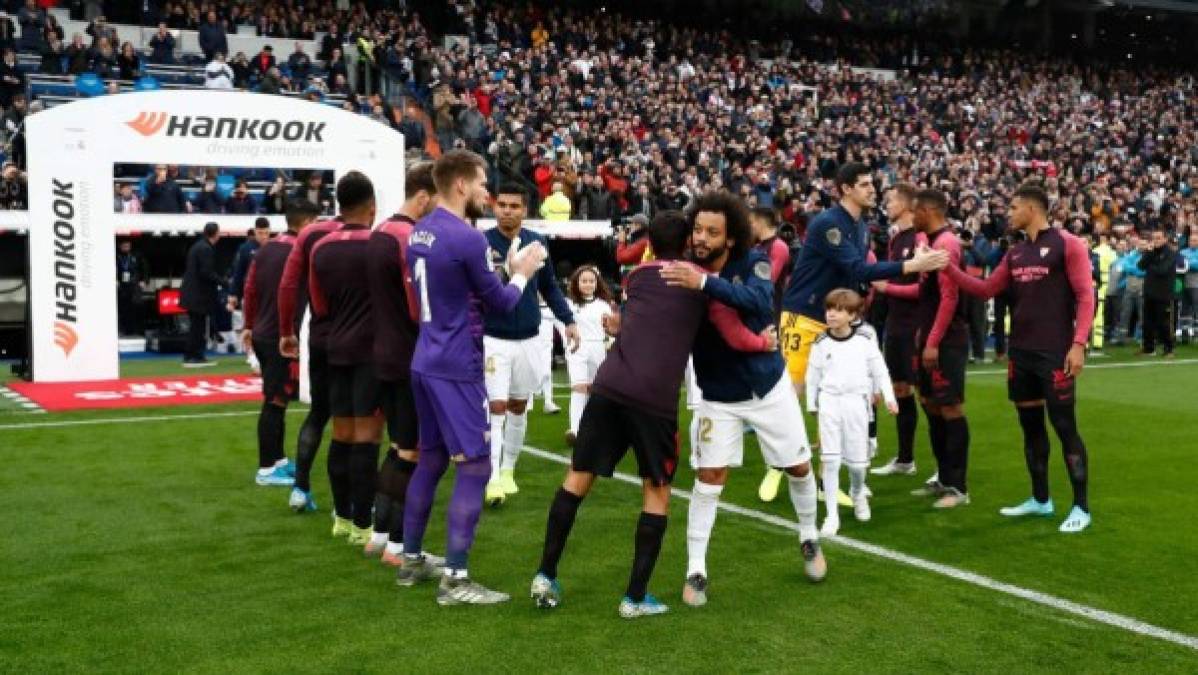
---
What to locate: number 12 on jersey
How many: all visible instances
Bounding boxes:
[413,257,432,322]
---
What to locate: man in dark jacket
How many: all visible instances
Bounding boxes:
[148,23,175,64]
[1138,228,1179,357]
[116,238,150,336]
[224,179,259,214]
[198,11,227,63]
[227,217,270,312]
[180,221,223,366]
[573,173,613,221]
[144,164,189,213]
[16,0,45,54]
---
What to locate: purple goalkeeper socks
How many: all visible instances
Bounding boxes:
[402,447,449,557]
[445,455,492,571]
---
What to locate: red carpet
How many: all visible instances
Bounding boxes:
[8,375,263,412]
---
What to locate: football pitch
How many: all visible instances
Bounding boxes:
[3,347,1197,673]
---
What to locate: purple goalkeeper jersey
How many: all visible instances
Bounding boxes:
[408,207,524,382]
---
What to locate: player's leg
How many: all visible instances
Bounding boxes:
[484,338,513,505]
[932,345,971,508]
[326,365,358,537]
[499,396,529,494]
[397,374,455,588]
[1044,361,1090,533]
[875,335,919,476]
[1001,350,1055,517]
[497,339,542,494]
[565,345,591,443]
[253,337,293,487]
[817,402,843,536]
[767,313,819,502]
[914,351,947,498]
[292,344,330,512]
[751,381,823,580]
[844,396,872,522]
[345,366,382,546]
[375,380,422,563]
[684,402,738,606]
[618,404,678,618]
[539,326,560,413]
[620,481,671,618]
[533,393,620,608]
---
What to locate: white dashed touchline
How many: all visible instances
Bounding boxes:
[519,444,1198,652]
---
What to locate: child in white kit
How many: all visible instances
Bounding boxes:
[806,289,897,536]
[564,265,617,444]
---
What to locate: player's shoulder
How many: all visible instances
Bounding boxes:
[520,227,549,244]
[813,330,831,345]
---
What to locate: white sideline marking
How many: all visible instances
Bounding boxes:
[519,444,1198,652]
[2,407,1195,649]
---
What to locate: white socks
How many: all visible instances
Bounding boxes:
[369,531,388,547]
[848,463,868,499]
[787,471,819,542]
[488,414,505,481]
[687,480,723,577]
[542,377,554,406]
[385,541,403,556]
[501,410,528,471]
[569,391,587,434]
[821,455,842,519]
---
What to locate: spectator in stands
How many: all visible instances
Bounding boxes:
[287,42,311,86]
[0,49,25,109]
[456,96,487,152]
[144,164,190,214]
[64,33,89,74]
[258,66,284,94]
[540,181,572,221]
[0,14,14,55]
[192,176,225,214]
[229,51,251,89]
[319,24,342,62]
[225,179,259,215]
[90,36,116,77]
[16,0,44,54]
[251,45,275,79]
[117,41,140,81]
[263,176,288,215]
[42,14,63,46]
[204,51,234,90]
[0,161,27,210]
[84,0,105,23]
[293,171,332,214]
[39,35,64,75]
[85,16,117,50]
[324,46,348,88]
[114,182,142,214]
[148,23,175,65]
[198,10,227,63]
[574,173,613,221]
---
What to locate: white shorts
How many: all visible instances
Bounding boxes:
[816,392,872,466]
[566,341,606,385]
[692,377,811,470]
[484,336,545,401]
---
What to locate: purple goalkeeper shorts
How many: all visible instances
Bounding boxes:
[411,372,490,459]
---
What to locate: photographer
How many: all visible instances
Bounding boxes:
[0,160,25,210]
[615,213,651,270]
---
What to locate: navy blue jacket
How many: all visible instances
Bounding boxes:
[482,227,573,339]
[229,239,260,301]
[694,249,787,403]
[782,204,902,323]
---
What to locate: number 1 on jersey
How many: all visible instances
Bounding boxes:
[414,257,432,322]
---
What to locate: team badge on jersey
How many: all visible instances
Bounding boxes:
[1040,247,1051,258]
[826,228,842,246]
[754,260,772,280]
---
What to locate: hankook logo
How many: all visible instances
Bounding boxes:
[124,111,326,142]
[50,179,79,358]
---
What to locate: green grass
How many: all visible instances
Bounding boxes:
[2,346,1197,673]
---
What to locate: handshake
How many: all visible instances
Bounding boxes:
[505,238,548,281]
